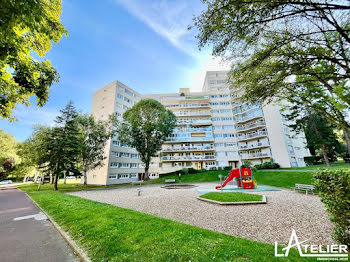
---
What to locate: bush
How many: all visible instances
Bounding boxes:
[224,166,232,170]
[187,168,197,174]
[179,168,188,175]
[199,168,207,173]
[304,156,323,166]
[209,167,217,171]
[341,153,350,163]
[217,167,223,171]
[241,159,252,168]
[314,169,350,245]
[254,159,280,170]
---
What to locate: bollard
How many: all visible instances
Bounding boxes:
[137,188,141,196]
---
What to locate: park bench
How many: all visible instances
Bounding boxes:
[293,183,315,196]
[165,179,176,183]
[131,180,144,186]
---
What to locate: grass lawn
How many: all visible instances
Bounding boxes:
[29,191,309,262]
[279,160,350,171]
[253,171,314,189]
[200,192,262,202]
[15,180,125,193]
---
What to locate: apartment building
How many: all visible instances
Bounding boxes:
[87,71,309,185]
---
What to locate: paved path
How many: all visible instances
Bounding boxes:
[0,186,79,262]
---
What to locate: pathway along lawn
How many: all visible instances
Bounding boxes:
[200,192,262,202]
[29,192,311,262]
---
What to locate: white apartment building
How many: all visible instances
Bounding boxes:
[87,71,310,185]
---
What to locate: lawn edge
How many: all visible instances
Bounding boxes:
[26,193,91,262]
[197,195,267,205]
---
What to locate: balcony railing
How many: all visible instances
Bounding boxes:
[162,155,216,161]
[176,119,212,125]
[238,142,270,150]
[234,111,264,123]
[241,152,272,159]
[236,120,266,132]
[162,146,214,152]
[237,131,268,141]
[174,127,212,133]
[165,137,214,143]
[165,103,211,109]
[174,111,211,117]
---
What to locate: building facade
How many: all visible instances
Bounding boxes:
[87,71,310,185]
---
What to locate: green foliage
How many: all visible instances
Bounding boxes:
[241,159,252,168]
[0,129,19,179]
[314,169,350,245]
[76,114,117,184]
[179,168,188,175]
[200,192,262,202]
[118,99,176,180]
[0,0,67,119]
[304,156,324,166]
[209,166,217,170]
[254,160,280,170]
[223,166,231,170]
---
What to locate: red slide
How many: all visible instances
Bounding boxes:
[216,169,240,189]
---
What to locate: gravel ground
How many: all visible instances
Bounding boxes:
[68,183,333,245]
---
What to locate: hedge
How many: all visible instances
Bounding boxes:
[314,169,350,245]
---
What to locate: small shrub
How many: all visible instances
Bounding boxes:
[341,153,350,163]
[179,168,188,175]
[199,168,207,173]
[217,167,223,171]
[224,166,232,170]
[254,159,280,170]
[187,168,197,174]
[209,167,217,171]
[314,169,350,245]
[304,156,323,166]
[241,159,252,168]
[251,166,257,173]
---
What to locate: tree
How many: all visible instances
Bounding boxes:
[0,0,67,120]
[77,114,117,185]
[118,99,176,180]
[303,114,341,166]
[192,1,350,139]
[0,129,19,180]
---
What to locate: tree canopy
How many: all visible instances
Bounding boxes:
[0,0,67,120]
[192,0,350,132]
[118,99,176,180]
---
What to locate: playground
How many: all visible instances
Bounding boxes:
[69,170,333,245]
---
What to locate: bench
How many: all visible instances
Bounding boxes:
[293,184,315,195]
[131,180,144,186]
[165,179,176,183]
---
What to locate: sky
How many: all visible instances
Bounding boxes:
[0,0,230,141]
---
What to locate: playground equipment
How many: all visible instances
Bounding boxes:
[216,168,257,190]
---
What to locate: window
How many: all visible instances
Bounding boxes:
[131,153,139,158]
[215,143,224,147]
[124,97,132,104]
[211,110,220,114]
[110,162,118,167]
[109,175,117,179]
[111,151,119,157]
[211,102,219,106]
[130,163,138,168]
[220,102,230,106]
[118,174,129,179]
[112,141,120,146]
[217,152,225,157]
[222,117,233,121]
[212,117,221,121]
[225,142,235,147]
[123,105,129,110]
[120,152,130,158]
[215,134,223,138]
[211,95,218,98]
[223,133,234,138]
[209,80,216,85]
[115,112,121,117]
[119,163,129,168]
[130,173,137,178]
[125,89,134,96]
[117,93,123,99]
[213,126,222,130]
[221,109,232,113]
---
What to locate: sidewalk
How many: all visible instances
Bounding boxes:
[0,186,78,262]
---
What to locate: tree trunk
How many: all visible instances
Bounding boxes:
[343,130,350,155]
[321,145,331,167]
[34,171,39,183]
[54,174,58,190]
[84,171,87,185]
[41,173,45,185]
[63,171,67,184]
[144,167,149,181]
[49,173,53,184]
[23,174,27,183]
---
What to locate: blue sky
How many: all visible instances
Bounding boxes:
[0,0,229,141]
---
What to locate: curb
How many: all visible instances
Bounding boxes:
[26,193,91,262]
[197,195,267,205]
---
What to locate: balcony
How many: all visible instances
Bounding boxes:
[238,142,270,151]
[234,111,264,124]
[241,152,272,159]
[237,131,268,141]
[162,146,215,152]
[162,155,216,161]
[176,119,212,125]
[236,120,266,132]
[164,136,214,143]
[165,103,211,109]
[174,127,212,133]
[174,111,211,117]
